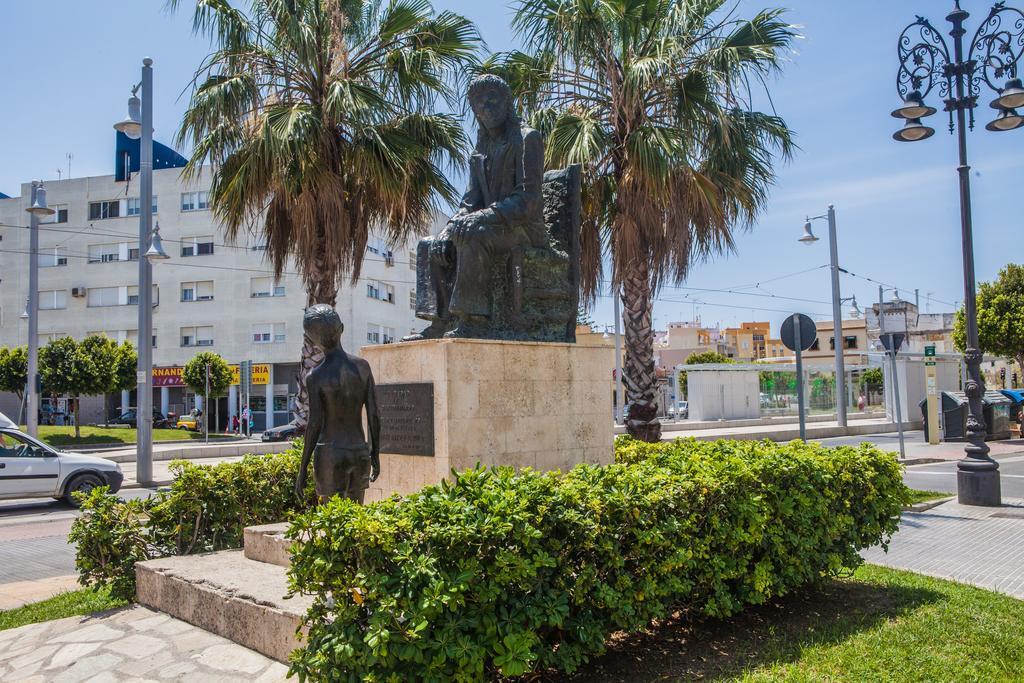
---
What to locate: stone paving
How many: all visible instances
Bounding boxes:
[863,497,1024,599]
[0,605,287,682]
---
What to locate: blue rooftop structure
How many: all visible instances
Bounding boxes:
[1000,389,1024,404]
[0,192,10,199]
[114,131,188,182]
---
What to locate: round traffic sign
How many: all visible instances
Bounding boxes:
[781,313,817,352]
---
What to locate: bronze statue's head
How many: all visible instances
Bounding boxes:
[303,304,343,351]
[468,74,515,131]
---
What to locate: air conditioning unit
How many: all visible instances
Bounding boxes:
[71,287,86,298]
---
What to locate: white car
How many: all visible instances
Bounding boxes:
[0,412,124,506]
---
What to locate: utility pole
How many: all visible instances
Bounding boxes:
[826,206,847,427]
[25,181,54,435]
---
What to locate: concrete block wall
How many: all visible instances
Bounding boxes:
[361,339,615,502]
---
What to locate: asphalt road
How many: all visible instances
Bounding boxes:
[901,454,1024,498]
[0,488,156,585]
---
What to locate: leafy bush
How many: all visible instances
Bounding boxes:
[287,438,908,681]
[71,443,314,601]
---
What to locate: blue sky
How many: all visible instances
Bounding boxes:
[1,1,1020,336]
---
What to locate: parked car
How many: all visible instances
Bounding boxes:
[176,415,201,431]
[0,412,123,506]
[676,400,688,419]
[110,408,171,429]
[262,421,298,442]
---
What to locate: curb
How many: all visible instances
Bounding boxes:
[70,438,254,453]
[904,496,955,513]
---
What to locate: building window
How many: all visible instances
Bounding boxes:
[181,281,214,302]
[810,339,821,351]
[250,277,285,298]
[128,247,140,261]
[366,280,394,303]
[88,200,120,220]
[126,196,158,216]
[38,247,67,268]
[252,323,286,344]
[88,243,122,263]
[409,290,416,309]
[38,290,67,310]
[844,335,858,349]
[87,287,120,307]
[366,324,395,345]
[126,285,158,306]
[181,325,214,347]
[181,235,214,257]
[43,204,69,224]
[408,250,417,270]
[180,191,209,212]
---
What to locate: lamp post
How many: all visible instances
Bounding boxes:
[114,58,168,486]
[798,205,853,427]
[890,2,1024,505]
[25,182,55,436]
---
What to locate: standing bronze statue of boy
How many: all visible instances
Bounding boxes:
[295,304,380,504]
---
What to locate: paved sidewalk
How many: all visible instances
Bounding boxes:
[863,497,1024,599]
[0,606,287,681]
[119,454,246,487]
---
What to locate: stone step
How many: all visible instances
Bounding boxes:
[135,549,312,663]
[244,523,292,567]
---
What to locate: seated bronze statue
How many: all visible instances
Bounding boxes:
[295,305,380,504]
[405,74,580,343]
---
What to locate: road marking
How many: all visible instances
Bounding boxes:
[908,471,1024,478]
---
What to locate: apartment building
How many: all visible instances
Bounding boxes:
[654,321,718,368]
[0,133,427,430]
[722,321,787,361]
[802,317,870,364]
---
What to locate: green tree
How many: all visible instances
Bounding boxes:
[507,0,797,440]
[859,367,884,390]
[183,352,233,438]
[39,338,96,438]
[112,342,138,396]
[678,350,733,399]
[174,0,480,431]
[0,346,28,402]
[954,263,1024,383]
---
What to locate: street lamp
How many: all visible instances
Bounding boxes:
[889,0,1024,506]
[799,206,851,428]
[116,58,159,485]
[24,182,55,437]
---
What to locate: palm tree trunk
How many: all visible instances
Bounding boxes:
[293,257,336,434]
[621,260,661,442]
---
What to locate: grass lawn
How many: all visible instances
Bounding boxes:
[28,425,241,447]
[0,586,126,632]
[907,489,952,506]
[546,564,1024,682]
[5,566,1023,680]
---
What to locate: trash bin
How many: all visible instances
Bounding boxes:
[937,391,969,441]
[999,389,1024,427]
[983,391,1012,440]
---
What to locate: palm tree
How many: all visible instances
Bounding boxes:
[508,0,797,441]
[175,0,480,429]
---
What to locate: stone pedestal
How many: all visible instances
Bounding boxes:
[361,338,614,502]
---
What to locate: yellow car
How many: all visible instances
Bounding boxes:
[176,416,200,431]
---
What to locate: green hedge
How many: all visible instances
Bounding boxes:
[70,444,313,601]
[287,438,907,681]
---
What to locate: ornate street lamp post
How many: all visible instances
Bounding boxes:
[114,58,168,486]
[891,1,1024,505]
